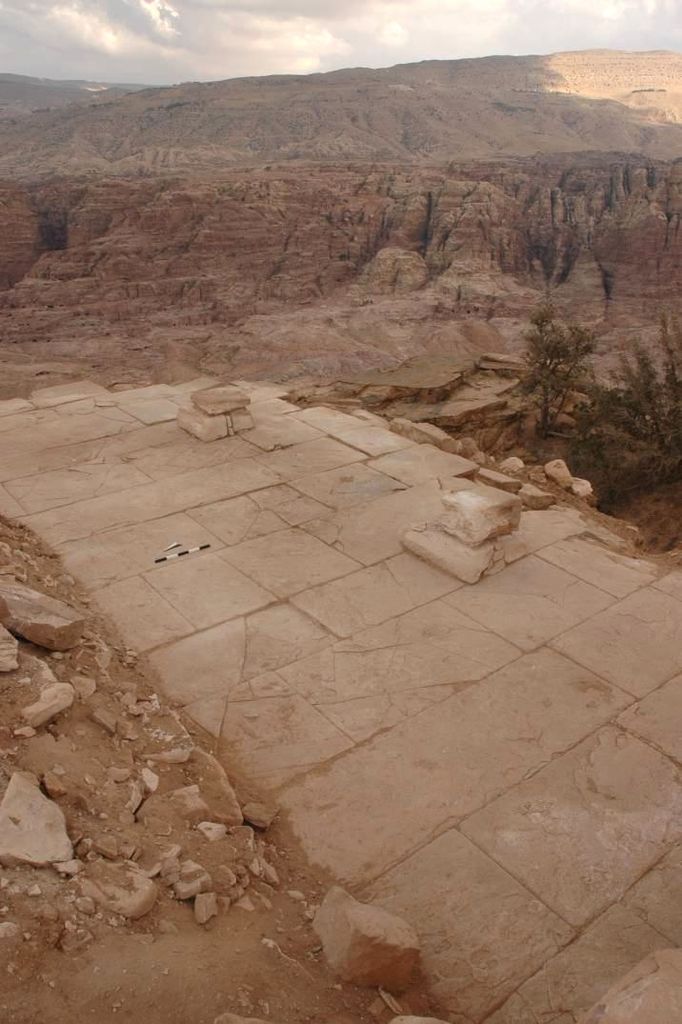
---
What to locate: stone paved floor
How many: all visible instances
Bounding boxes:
[1,378,681,1023]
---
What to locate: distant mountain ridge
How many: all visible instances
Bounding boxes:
[0,50,681,178]
[0,73,148,120]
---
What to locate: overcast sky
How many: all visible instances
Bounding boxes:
[1,0,680,85]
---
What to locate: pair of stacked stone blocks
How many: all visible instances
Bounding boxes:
[403,478,523,584]
[177,384,254,442]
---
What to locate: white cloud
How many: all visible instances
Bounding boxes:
[0,0,680,84]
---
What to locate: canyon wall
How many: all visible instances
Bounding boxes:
[1,156,681,392]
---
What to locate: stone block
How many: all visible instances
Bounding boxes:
[440,483,522,546]
[192,385,249,415]
[22,682,74,728]
[519,482,554,509]
[314,886,420,990]
[476,467,523,492]
[177,405,228,442]
[544,458,574,489]
[0,580,84,650]
[403,525,495,583]
[229,409,254,433]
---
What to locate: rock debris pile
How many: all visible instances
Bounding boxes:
[0,518,283,963]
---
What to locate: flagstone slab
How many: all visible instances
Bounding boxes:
[280,649,627,884]
[5,462,151,514]
[462,728,682,927]
[486,906,669,1024]
[653,570,682,602]
[121,434,257,480]
[258,437,365,480]
[31,380,110,408]
[58,513,222,590]
[301,481,447,565]
[0,408,58,437]
[23,458,281,545]
[16,411,140,455]
[242,603,330,680]
[116,397,182,425]
[368,446,478,486]
[623,845,682,945]
[241,416,323,451]
[188,494,287,546]
[144,552,274,629]
[248,485,329,525]
[249,397,298,418]
[292,553,460,637]
[280,598,518,704]
[618,674,682,761]
[185,693,352,782]
[537,536,657,598]
[514,508,587,552]
[219,528,358,598]
[92,576,194,652]
[148,619,247,705]
[332,425,414,457]
[291,406,368,436]
[367,830,573,1023]
[317,686,459,743]
[552,587,682,697]
[294,463,407,510]
[0,484,24,519]
[447,555,614,651]
[0,398,33,417]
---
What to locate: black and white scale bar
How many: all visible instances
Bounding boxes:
[154,543,211,564]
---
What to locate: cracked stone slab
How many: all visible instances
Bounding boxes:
[279,597,518,703]
[486,906,670,1024]
[59,512,223,590]
[552,586,682,696]
[446,555,614,651]
[280,648,628,884]
[188,494,287,545]
[148,619,248,705]
[92,576,195,651]
[367,829,573,1023]
[462,727,682,927]
[653,570,682,603]
[301,481,448,565]
[30,380,110,408]
[317,686,458,743]
[4,462,151,514]
[292,553,460,637]
[537,536,658,598]
[258,437,366,480]
[241,415,324,451]
[185,693,352,783]
[332,425,414,457]
[219,528,358,598]
[294,462,407,509]
[144,552,274,629]
[23,457,281,545]
[618,674,682,761]
[118,435,257,481]
[622,845,682,945]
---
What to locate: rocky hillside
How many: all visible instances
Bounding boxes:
[1,51,682,177]
[1,155,681,393]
